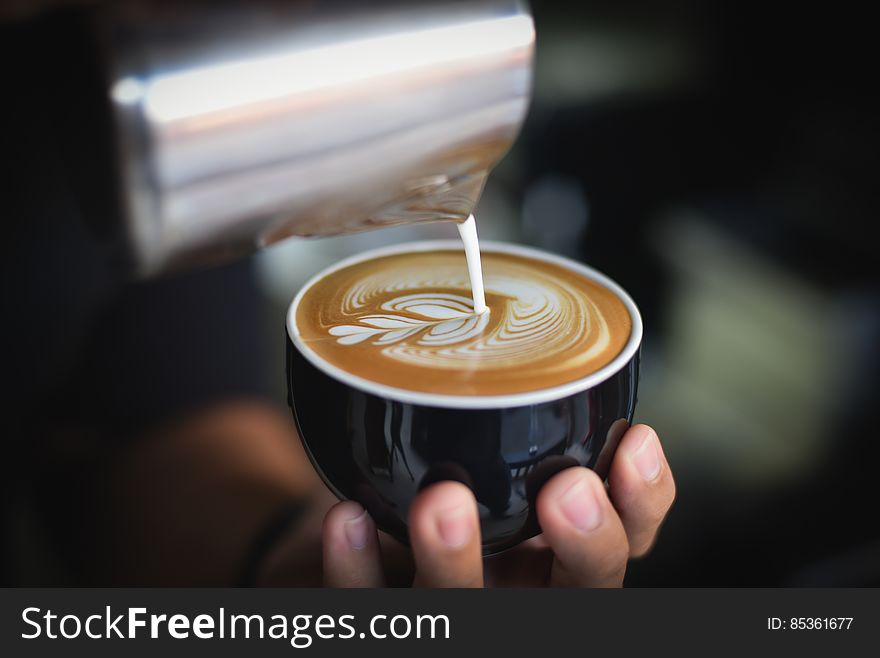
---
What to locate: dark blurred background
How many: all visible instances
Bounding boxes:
[3,0,878,585]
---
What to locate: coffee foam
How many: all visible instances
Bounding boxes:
[294,248,633,396]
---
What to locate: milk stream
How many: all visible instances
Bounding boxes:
[457,214,487,315]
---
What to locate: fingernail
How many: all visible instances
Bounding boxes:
[343,509,370,550]
[436,503,474,548]
[558,476,603,532]
[632,427,662,482]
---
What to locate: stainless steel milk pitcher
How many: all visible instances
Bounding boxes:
[98,0,534,274]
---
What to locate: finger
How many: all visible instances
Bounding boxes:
[537,468,629,587]
[322,501,385,587]
[409,482,483,588]
[607,424,676,558]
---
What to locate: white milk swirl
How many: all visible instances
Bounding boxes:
[326,260,611,373]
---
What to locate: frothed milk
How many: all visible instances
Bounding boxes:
[456,215,487,315]
[294,239,632,396]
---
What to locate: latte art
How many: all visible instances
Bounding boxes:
[295,250,632,396]
[328,293,491,347]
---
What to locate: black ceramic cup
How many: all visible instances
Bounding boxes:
[286,241,642,554]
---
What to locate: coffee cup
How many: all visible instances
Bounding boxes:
[286,240,642,554]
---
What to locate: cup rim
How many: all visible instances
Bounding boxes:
[287,240,643,409]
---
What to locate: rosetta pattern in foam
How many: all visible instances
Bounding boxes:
[325,262,612,372]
